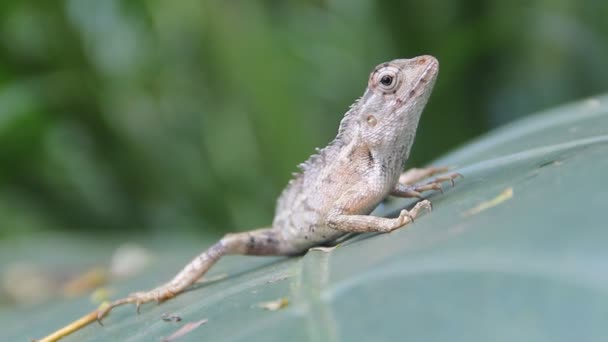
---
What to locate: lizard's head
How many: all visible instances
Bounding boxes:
[351,55,439,151]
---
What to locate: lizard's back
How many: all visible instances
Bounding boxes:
[272,127,400,251]
[272,136,371,250]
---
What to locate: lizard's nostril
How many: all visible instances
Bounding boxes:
[418,58,427,64]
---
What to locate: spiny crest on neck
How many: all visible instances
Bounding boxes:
[336,95,362,139]
[292,95,361,178]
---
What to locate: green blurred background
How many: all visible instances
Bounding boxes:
[0,0,607,238]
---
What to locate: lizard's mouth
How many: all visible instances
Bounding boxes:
[394,56,438,109]
[412,56,439,95]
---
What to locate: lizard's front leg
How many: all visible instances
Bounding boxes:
[327,200,431,233]
[393,167,461,198]
[98,228,290,321]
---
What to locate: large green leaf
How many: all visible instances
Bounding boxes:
[3,95,608,341]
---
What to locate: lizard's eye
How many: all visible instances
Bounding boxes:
[371,65,401,94]
[380,75,393,86]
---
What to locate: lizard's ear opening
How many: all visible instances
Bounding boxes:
[366,114,377,127]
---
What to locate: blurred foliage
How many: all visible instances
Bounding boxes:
[0,0,606,236]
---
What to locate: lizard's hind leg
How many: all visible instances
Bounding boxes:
[393,167,461,198]
[98,228,288,320]
[399,166,450,185]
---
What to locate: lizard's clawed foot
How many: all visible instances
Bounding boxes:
[437,172,463,187]
[392,168,462,199]
[412,172,462,193]
[399,166,450,185]
[390,199,432,232]
[96,286,177,324]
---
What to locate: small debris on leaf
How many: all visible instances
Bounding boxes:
[90,287,113,303]
[161,312,182,323]
[161,319,208,342]
[463,187,513,217]
[63,267,108,297]
[257,297,289,311]
[2,262,55,305]
[110,243,151,279]
[266,274,290,284]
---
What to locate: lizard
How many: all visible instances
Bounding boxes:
[96,54,459,321]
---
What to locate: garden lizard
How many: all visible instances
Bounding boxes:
[97,55,459,320]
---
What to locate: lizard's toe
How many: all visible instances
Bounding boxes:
[400,209,414,223]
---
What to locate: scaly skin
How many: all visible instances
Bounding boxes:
[96,55,460,320]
